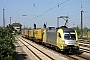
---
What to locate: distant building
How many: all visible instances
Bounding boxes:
[11,22,22,32]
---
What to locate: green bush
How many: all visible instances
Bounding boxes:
[0,25,15,60]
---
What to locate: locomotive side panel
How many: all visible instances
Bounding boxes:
[46,29,57,45]
[56,29,65,50]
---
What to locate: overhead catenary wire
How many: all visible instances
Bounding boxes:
[30,0,69,20]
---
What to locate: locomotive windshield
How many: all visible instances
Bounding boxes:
[64,32,76,40]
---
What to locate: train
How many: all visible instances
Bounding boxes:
[21,24,79,53]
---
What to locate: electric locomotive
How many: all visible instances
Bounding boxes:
[42,26,79,52]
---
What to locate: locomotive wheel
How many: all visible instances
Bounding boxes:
[55,47,60,51]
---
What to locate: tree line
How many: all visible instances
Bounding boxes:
[73,26,90,38]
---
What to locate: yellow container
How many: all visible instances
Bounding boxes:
[34,28,43,40]
[29,29,34,38]
[25,30,29,37]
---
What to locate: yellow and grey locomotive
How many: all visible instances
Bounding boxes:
[42,26,79,52]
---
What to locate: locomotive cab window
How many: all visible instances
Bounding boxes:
[58,33,61,38]
[64,32,76,40]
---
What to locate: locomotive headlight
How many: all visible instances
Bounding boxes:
[74,40,79,46]
[62,40,65,44]
[76,40,78,43]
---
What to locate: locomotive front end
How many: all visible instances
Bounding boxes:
[57,28,79,52]
[62,28,79,52]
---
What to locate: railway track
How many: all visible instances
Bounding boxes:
[78,38,90,53]
[79,43,90,48]
[17,37,55,60]
[78,38,90,44]
[65,54,88,60]
[16,36,90,60]
[49,47,90,60]
[80,47,90,53]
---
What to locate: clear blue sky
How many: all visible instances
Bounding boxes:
[0,0,90,28]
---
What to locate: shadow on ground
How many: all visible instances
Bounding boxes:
[14,52,27,60]
[58,50,84,55]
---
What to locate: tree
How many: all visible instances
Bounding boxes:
[73,26,81,37]
[83,27,88,37]
[0,26,15,60]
